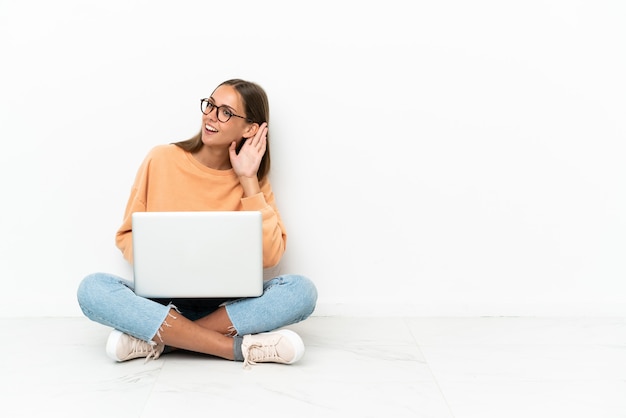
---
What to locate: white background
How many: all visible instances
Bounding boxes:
[1,0,624,317]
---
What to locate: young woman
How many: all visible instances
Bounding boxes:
[77,79,317,367]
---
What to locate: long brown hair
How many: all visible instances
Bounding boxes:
[174,79,271,182]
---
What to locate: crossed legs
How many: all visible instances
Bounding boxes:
[154,306,236,360]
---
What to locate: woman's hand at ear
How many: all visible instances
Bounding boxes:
[230,122,267,179]
[230,122,267,196]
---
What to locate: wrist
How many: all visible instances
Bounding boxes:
[239,175,261,197]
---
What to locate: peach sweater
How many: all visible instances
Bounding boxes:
[115,144,287,268]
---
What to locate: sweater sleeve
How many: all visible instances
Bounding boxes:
[241,179,287,268]
[114,153,151,264]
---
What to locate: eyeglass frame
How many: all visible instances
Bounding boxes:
[200,98,253,123]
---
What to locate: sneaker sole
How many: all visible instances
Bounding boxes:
[276,329,305,364]
[105,329,124,361]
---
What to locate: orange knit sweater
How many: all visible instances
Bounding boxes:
[115,144,286,268]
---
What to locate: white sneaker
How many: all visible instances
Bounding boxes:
[241,329,305,367]
[106,330,164,362]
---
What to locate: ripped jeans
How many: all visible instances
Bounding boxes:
[77,272,318,343]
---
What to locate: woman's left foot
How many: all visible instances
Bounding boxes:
[241,329,305,367]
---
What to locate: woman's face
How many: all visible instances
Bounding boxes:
[201,84,251,148]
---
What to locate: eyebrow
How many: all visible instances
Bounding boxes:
[208,96,238,112]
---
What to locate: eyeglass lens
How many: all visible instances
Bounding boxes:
[202,100,237,122]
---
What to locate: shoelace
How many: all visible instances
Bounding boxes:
[242,342,280,368]
[144,345,163,363]
[127,337,163,363]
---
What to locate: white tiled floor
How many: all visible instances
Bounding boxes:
[2,316,625,418]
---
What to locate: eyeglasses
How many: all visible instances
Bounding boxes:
[200,98,251,123]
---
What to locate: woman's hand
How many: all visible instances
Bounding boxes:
[229,122,268,179]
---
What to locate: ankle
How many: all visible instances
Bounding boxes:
[233,336,244,361]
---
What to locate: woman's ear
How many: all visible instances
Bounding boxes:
[243,123,259,139]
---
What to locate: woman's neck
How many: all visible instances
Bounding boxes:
[192,146,231,170]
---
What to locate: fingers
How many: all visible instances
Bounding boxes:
[248,123,268,149]
[228,141,239,162]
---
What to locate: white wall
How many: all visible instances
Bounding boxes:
[1,0,624,317]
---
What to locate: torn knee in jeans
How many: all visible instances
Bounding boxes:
[155,304,180,344]
[226,325,239,337]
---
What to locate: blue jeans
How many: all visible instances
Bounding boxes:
[77,272,317,342]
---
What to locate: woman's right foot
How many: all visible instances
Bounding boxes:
[106,330,164,362]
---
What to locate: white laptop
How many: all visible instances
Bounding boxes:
[131,211,264,298]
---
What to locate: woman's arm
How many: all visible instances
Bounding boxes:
[241,180,287,268]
